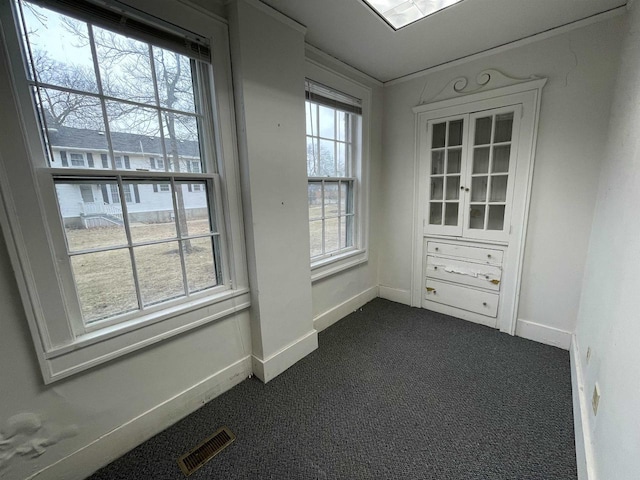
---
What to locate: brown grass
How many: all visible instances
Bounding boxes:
[66,219,216,323]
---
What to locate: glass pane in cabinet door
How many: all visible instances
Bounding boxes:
[492,145,510,173]
[447,148,461,174]
[431,177,443,200]
[469,205,486,229]
[448,120,463,146]
[474,117,492,145]
[431,151,445,174]
[494,113,514,142]
[487,205,505,230]
[429,203,443,225]
[473,147,490,174]
[471,176,488,202]
[445,176,460,200]
[444,203,458,226]
[432,123,446,148]
[490,176,508,202]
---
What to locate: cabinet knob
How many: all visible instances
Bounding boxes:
[465,187,470,192]
[435,247,439,251]
[487,254,492,258]
[434,266,438,270]
[485,275,490,279]
[483,302,487,306]
[460,186,464,190]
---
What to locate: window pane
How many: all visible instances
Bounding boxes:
[21,4,98,92]
[473,147,490,174]
[134,241,185,306]
[447,148,461,174]
[39,88,108,168]
[444,203,458,226]
[469,205,486,229]
[71,249,138,323]
[490,176,508,202]
[123,181,177,243]
[431,177,443,200]
[492,145,510,173]
[183,237,217,293]
[163,113,202,173]
[448,120,463,146]
[432,123,445,148]
[431,151,444,175]
[340,181,353,215]
[325,217,339,253]
[336,111,347,142]
[310,220,323,257]
[494,113,513,143]
[306,136,318,176]
[107,101,161,170]
[175,182,213,237]
[319,139,335,176]
[337,142,347,177]
[474,117,492,145]
[325,183,339,217]
[471,176,488,202]
[445,176,460,200]
[429,202,442,225]
[487,205,506,230]
[319,105,335,139]
[308,182,322,220]
[305,102,318,136]
[55,181,127,252]
[94,27,154,105]
[153,47,196,113]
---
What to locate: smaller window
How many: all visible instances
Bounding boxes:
[193,184,201,191]
[79,184,94,203]
[70,153,85,167]
[114,156,123,169]
[159,183,170,192]
[157,158,165,170]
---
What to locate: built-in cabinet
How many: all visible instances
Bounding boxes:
[412,73,546,333]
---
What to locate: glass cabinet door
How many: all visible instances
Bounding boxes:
[463,106,520,241]
[426,117,467,236]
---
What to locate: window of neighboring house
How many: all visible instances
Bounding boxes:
[305,78,368,277]
[193,184,201,191]
[70,153,85,167]
[0,0,249,383]
[79,184,94,203]
[150,157,165,170]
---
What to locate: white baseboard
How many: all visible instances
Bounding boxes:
[313,286,378,332]
[570,335,596,480]
[252,329,318,383]
[378,285,411,306]
[28,356,252,480]
[515,319,572,350]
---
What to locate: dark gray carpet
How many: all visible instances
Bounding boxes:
[88,298,577,479]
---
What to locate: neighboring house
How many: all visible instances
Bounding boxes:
[47,123,208,228]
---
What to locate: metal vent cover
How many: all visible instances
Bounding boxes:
[177,426,235,476]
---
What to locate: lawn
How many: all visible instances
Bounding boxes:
[65,219,217,323]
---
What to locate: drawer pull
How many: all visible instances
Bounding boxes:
[434,266,438,270]
[426,287,436,294]
[435,247,439,251]
[490,279,500,285]
[482,302,487,306]
[487,254,492,258]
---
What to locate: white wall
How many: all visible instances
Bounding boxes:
[575,3,640,478]
[379,16,625,339]
[227,0,317,382]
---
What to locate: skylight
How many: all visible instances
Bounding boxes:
[363,0,464,30]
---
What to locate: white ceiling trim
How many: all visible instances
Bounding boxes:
[305,44,384,87]
[384,5,626,86]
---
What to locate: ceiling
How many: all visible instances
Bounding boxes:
[259,0,627,83]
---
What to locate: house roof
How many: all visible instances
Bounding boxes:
[47,124,200,158]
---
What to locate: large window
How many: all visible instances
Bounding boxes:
[0,0,248,382]
[305,80,361,262]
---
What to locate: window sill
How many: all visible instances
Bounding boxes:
[42,288,250,383]
[311,248,368,283]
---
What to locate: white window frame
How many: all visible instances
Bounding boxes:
[69,152,85,167]
[0,0,249,383]
[305,60,370,282]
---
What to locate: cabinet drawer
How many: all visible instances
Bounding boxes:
[424,279,499,317]
[426,256,502,291]
[427,241,503,265]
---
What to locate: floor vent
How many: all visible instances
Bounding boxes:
[177,426,235,476]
